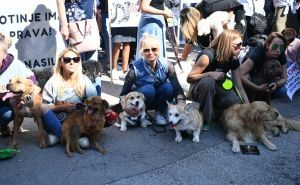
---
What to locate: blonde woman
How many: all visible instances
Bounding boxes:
[119,33,185,125]
[187,30,249,130]
[42,47,97,146]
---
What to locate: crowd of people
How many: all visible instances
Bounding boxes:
[1,0,300,148]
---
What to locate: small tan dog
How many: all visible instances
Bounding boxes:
[222,101,300,153]
[116,91,151,131]
[168,102,203,143]
[61,96,108,158]
[6,76,46,149]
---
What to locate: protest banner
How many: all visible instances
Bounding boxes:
[0,1,65,70]
[285,62,300,100]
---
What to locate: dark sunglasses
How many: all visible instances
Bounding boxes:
[271,44,285,53]
[143,48,158,53]
[63,57,80,64]
[233,42,243,50]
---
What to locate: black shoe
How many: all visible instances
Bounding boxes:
[0,126,12,137]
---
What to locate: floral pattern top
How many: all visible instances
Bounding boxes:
[65,0,95,22]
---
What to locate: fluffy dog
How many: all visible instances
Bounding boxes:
[222,101,300,153]
[116,91,151,131]
[168,102,203,143]
[263,59,282,83]
[61,96,108,158]
[6,76,46,149]
[197,11,235,38]
[82,60,103,80]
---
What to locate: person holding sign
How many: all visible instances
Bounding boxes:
[187,30,249,130]
[135,0,174,63]
[240,32,288,102]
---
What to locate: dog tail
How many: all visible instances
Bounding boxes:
[285,119,300,131]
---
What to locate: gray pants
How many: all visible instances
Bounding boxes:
[189,77,240,122]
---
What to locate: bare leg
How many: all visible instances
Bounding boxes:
[112,43,121,70]
[181,44,193,61]
[121,42,130,73]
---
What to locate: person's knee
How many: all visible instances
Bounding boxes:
[0,110,13,127]
[137,85,156,103]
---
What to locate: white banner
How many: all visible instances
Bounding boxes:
[0,1,65,70]
[285,62,300,100]
[108,0,141,28]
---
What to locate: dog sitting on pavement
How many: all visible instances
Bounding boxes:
[168,102,203,143]
[61,96,108,158]
[6,76,46,149]
[115,91,152,131]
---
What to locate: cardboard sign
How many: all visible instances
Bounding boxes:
[285,62,300,100]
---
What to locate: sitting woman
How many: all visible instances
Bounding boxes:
[240,32,287,102]
[42,47,98,146]
[282,28,300,66]
[119,33,185,125]
[187,30,249,130]
[0,33,37,136]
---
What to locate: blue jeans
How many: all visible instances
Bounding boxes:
[0,105,13,128]
[136,82,174,115]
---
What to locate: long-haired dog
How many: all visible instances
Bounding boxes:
[61,96,108,158]
[168,102,203,143]
[116,91,151,131]
[6,76,46,149]
[222,101,300,153]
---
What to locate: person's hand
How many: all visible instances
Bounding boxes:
[60,24,69,40]
[0,84,8,93]
[164,8,173,18]
[56,102,77,113]
[23,95,34,106]
[257,83,269,93]
[265,82,277,93]
[207,72,225,81]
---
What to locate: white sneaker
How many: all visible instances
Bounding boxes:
[47,134,59,147]
[119,70,128,79]
[155,112,167,125]
[111,69,119,80]
[78,137,90,149]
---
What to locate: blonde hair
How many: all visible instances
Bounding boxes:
[53,47,85,98]
[180,7,202,42]
[0,33,12,53]
[210,30,243,62]
[139,33,160,55]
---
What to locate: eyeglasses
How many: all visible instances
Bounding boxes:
[271,44,285,53]
[143,48,158,53]
[232,42,243,50]
[63,57,80,64]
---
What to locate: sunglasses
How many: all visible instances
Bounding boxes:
[63,57,80,64]
[271,44,285,53]
[143,48,158,53]
[232,42,243,50]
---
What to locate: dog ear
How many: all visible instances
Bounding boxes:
[139,92,145,100]
[120,95,126,110]
[101,99,109,109]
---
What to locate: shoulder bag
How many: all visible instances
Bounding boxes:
[68,18,100,53]
[248,0,267,34]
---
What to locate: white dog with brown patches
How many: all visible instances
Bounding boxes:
[168,102,203,143]
[117,91,152,131]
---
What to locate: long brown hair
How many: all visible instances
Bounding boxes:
[264,32,286,50]
[210,30,242,62]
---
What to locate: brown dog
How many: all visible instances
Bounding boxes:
[222,101,300,153]
[61,96,108,158]
[7,76,46,149]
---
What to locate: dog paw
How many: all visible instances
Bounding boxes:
[67,153,73,158]
[268,144,277,151]
[39,143,47,149]
[175,136,183,143]
[114,122,121,128]
[120,127,127,132]
[192,137,200,143]
[281,127,288,134]
[232,146,241,153]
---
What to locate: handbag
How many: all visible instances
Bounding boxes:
[248,0,267,34]
[68,18,100,53]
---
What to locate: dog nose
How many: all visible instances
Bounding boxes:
[135,101,139,106]
[275,112,279,117]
